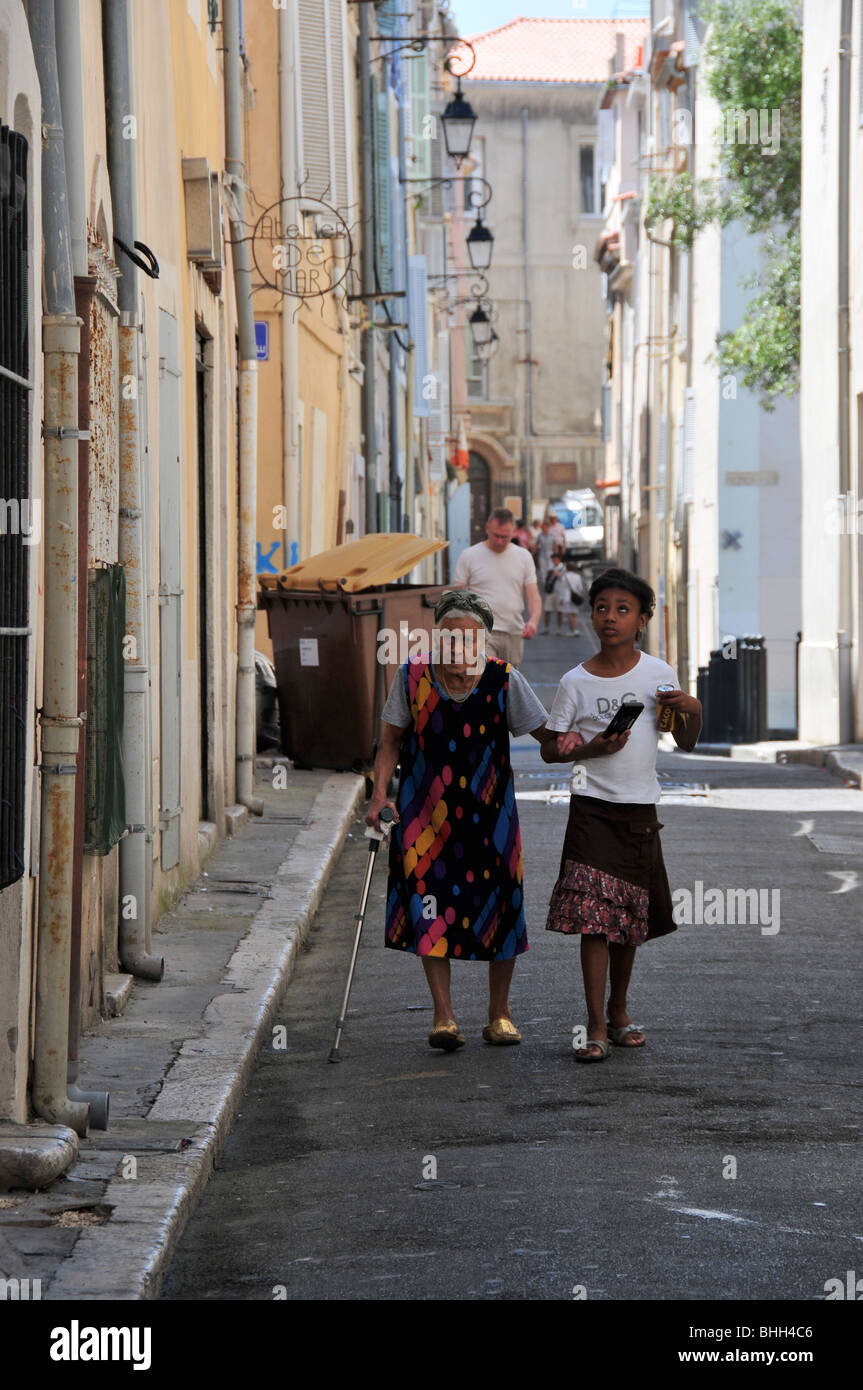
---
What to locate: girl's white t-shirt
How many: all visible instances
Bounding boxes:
[546,651,680,804]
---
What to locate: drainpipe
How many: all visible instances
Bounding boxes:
[405,338,415,533]
[359,1,378,534]
[521,107,535,508]
[28,0,89,1137]
[56,0,110,1127]
[837,0,853,741]
[104,0,165,979]
[225,0,264,816]
[278,4,300,565]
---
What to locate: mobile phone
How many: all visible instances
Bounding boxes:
[602,701,644,740]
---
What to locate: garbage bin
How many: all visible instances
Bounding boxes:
[258,535,448,771]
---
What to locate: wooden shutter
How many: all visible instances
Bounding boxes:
[374,84,393,293]
[296,0,351,211]
[376,0,398,36]
[408,255,430,418]
[429,104,445,217]
[407,50,431,184]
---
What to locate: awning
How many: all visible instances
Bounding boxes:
[259,533,448,593]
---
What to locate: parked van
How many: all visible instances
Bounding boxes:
[550,489,604,561]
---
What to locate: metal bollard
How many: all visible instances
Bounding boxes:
[750,636,761,745]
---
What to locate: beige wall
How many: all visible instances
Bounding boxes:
[464,82,606,509]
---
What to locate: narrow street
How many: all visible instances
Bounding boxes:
[160,633,863,1301]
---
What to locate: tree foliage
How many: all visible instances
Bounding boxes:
[644,0,801,407]
[700,0,802,407]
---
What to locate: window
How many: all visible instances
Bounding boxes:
[463,136,485,213]
[0,123,31,890]
[580,145,597,216]
[465,322,487,401]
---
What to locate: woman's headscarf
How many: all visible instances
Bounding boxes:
[434,589,494,632]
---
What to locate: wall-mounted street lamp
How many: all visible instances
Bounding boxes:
[466,212,494,272]
[469,303,493,348]
[475,328,499,363]
[441,76,477,168]
[361,21,480,165]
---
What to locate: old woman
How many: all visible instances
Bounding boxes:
[366,590,555,1050]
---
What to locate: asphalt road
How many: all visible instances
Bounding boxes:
[160,630,863,1302]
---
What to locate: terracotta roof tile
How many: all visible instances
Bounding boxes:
[465,17,649,85]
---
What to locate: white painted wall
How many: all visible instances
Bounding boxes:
[799,0,844,742]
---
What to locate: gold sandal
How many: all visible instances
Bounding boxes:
[428,1020,466,1051]
[482,1018,522,1045]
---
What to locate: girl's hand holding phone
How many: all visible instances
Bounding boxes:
[557,728,630,759]
[584,728,631,757]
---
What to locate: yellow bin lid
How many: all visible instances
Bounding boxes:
[259,533,448,594]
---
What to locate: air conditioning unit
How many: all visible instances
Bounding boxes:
[182,157,223,269]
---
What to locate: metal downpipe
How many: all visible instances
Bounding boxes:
[103,0,164,978]
[278,4,300,566]
[359,0,377,534]
[28,0,89,1137]
[224,0,264,816]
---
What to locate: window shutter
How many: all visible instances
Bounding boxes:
[429,108,445,217]
[296,0,351,211]
[374,85,393,293]
[408,50,431,184]
[656,413,667,522]
[328,1,352,212]
[376,0,398,36]
[428,328,450,479]
[408,255,430,418]
[682,387,695,502]
[683,1,701,68]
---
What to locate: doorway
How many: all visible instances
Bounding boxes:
[468,451,491,545]
[196,330,213,823]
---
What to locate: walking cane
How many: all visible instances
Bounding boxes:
[328,806,395,1062]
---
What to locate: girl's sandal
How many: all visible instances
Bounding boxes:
[607,1022,646,1047]
[574,1039,610,1063]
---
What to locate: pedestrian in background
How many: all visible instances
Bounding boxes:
[542,554,567,635]
[546,510,567,559]
[534,518,557,597]
[513,516,536,555]
[543,558,584,635]
[365,591,556,1051]
[452,507,542,668]
[540,568,702,1061]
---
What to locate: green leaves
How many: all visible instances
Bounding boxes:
[645,173,717,249]
[701,0,802,232]
[711,228,800,409]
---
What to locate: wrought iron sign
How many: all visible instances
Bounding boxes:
[248,195,355,302]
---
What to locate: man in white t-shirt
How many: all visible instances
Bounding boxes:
[452,507,542,667]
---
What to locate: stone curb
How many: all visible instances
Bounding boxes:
[44,772,365,1301]
[680,741,863,787]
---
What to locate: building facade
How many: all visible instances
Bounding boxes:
[0,0,250,1129]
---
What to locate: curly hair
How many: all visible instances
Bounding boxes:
[588,567,656,619]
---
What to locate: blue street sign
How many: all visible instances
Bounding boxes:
[254,321,269,361]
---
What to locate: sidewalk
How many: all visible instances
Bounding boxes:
[0,763,363,1300]
[675,739,863,787]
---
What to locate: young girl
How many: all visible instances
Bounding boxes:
[541,568,702,1061]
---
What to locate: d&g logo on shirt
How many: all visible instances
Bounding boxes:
[595,693,638,717]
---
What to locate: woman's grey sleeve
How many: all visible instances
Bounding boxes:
[381,671,412,728]
[506,669,548,736]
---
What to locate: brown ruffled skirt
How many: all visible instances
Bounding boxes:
[545,794,676,946]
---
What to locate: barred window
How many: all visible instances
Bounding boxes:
[0,123,31,889]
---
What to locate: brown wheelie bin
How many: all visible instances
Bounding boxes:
[258,534,447,771]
